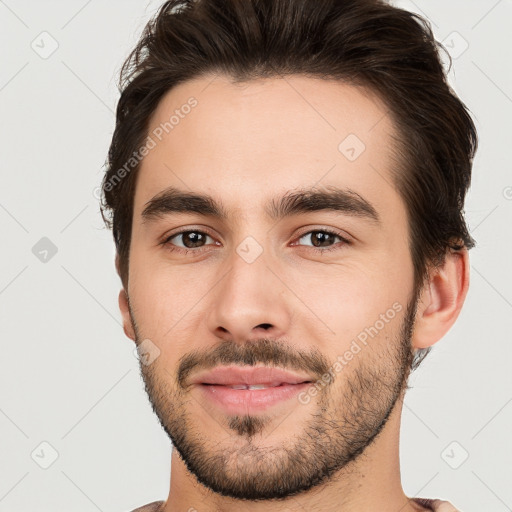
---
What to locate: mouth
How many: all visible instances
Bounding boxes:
[191,365,314,386]
[197,381,313,414]
[201,382,312,389]
[190,366,315,413]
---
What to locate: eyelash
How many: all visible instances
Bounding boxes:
[161,228,351,255]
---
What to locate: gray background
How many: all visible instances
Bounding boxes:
[0,1,511,511]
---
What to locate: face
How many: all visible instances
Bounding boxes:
[124,74,419,500]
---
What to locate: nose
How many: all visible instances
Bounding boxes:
[206,248,293,344]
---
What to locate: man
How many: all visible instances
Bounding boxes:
[101,0,477,510]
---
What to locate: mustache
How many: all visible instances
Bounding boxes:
[176,338,331,389]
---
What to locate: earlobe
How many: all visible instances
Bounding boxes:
[118,288,136,341]
[412,248,470,349]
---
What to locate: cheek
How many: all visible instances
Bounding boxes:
[286,260,408,357]
[289,262,386,323]
[129,253,214,337]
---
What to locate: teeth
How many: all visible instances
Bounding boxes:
[227,384,275,390]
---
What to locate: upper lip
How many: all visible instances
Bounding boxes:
[191,366,313,386]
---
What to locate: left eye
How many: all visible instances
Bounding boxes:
[295,230,348,250]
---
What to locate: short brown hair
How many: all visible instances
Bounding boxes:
[101,0,477,330]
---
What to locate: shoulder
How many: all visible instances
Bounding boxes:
[130,500,166,512]
[412,497,461,511]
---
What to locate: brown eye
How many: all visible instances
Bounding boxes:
[296,230,349,251]
[164,230,215,252]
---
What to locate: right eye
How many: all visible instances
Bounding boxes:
[163,229,218,254]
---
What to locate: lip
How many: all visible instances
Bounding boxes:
[190,366,314,414]
[190,365,313,386]
[198,382,313,414]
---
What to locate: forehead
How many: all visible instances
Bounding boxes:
[134,74,403,223]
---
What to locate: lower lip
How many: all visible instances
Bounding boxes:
[198,383,312,414]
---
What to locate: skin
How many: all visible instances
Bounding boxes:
[118,74,470,512]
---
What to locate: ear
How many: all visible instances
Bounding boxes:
[118,288,136,341]
[115,252,121,278]
[412,247,470,349]
[116,254,136,341]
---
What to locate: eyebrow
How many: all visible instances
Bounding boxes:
[141,185,380,225]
